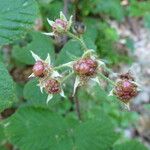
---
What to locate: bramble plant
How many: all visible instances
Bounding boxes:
[29,12,139,109]
[0,1,149,150]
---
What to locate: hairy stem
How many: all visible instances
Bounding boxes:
[98,73,116,86]
[61,72,74,83]
[66,31,88,51]
[101,64,114,74]
[74,87,82,120]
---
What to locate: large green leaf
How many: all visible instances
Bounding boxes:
[0,0,39,46]
[128,1,150,17]
[0,125,5,144]
[12,32,55,65]
[55,40,83,65]
[83,18,98,42]
[0,125,6,150]
[93,0,124,21]
[74,118,118,150]
[113,140,148,150]
[23,79,47,105]
[23,79,71,114]
[4,107,73,150]
[0,62,17,112]
[80,0,124,21]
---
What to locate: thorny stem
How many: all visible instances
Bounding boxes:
[61,72,74,83]
[66,31,88,51]
[54,64,71,70]
[101,64,114,74]
[98,73,116,86]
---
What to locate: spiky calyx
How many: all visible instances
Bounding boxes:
[73,58,98,76]
[45,79,61,94]
[113,79,138,103]
[52,19,68,33]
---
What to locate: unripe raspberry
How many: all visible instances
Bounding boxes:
[113,79,138,103]
[32,61,45,77]
[45,79,61,94]
[73,58,98,76]
[52,19,68,33]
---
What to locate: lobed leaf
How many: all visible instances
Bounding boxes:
[12,32,55,65]
[0,62,17,112]
[4,107,73,150]
[0,0,39,46]
[74,118,119,150]
[113,140,148,150]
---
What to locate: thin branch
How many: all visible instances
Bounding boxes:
[63,0,68,16]
[66,31,88,51]
[98,72,116,86]
[74,87,82,120]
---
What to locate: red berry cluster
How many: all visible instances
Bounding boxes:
[45,79,61,94]
[113,74,138,103]
[73,58,98,76]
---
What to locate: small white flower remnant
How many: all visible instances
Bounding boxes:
[61,50,105,95]
[29,51,65,103]
[44,11,73,36]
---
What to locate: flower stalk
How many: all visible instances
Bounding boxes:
[98,72,116,86]
[66,31,88,51]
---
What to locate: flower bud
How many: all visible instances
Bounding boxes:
[45,12,73,36]
[32,61,45,77]
[45,79,61,94]
[113,79,138,103]
[52,19,68,33]
[73,58,98,76]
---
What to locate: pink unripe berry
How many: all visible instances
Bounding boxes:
[52,19,68,32]
[113,79,138,103]
[45,79,61,94]
[32,61,45,77]
[73,58,98,76]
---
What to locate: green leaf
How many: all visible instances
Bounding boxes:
[0,0,39,46]
[55,40,83,65]
[23,79,71,115]
[83,18,99,42]
[93,0,124,21]
[0,62,17,112]
[74,118,118,150]
[23,79,47,105]
[0,125,5,144]
[4,107,73,150]
[12,32,55,65]
[128,1,150,17]
[144,13,150,28]
[0,146,7,150]
[80,0,124,21]
[113,140,148,150]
